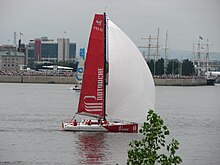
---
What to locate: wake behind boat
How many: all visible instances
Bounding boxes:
[62,13,155,133]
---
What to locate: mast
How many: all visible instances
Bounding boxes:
[205,39,209,76]
[139,28,160,75]
[156,28,159,61]
[148,35,151,62]
[164,30,168,75]
[103,12,107,121]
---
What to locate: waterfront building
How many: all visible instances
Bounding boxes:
[26,37,76,64]
[0,46,25,71]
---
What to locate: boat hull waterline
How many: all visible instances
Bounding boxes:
[62,122,138,133]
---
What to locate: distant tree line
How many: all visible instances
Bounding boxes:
[147,58,195,76]
[27,57,195,76]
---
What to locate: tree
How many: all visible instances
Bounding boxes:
[147,59,155,75]
[155,58,164,75]
[147,58,164,76]
[127,109,182,165]
[182,59,195,76]
[166,59,180,75]
[27,60,36,69]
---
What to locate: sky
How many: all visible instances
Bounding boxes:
[0,0,220,54]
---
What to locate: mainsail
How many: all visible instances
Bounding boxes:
[77,14,105,118]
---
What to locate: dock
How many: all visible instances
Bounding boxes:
[0,75,208,86]
[154,77,207,86]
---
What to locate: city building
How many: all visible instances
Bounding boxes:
[0,45,25,71]
[26,37,76,64]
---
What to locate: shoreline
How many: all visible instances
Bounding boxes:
[154,77,207,86]
[0,75,76,84]
[0,75,207,86]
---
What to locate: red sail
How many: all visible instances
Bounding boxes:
[77,14,105,118]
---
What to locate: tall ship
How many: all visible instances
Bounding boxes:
[193,36,217,85]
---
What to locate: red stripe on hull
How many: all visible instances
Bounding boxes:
[103,123,138,133]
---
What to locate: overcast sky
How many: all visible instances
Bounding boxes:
[0,0,220,53]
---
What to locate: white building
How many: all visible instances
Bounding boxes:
[0,47,25,71]
[58,38,70,62]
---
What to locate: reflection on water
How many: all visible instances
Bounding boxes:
[75,132,109,164]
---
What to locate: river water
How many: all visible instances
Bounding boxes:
[0,83,219,165]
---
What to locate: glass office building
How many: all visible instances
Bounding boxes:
[27,37,76,63]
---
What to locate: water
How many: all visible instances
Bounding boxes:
[0,83,220,165]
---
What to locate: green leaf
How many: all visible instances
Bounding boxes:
[127,109,182,164]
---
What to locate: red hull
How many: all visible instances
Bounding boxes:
[103,123,138,133]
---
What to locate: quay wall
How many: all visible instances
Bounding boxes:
[0,75,207,86]
[0,75,77,84]
[154,78,207,86]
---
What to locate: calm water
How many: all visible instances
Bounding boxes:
[0,83,220,165]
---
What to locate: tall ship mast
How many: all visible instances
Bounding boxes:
[193,36,216,85]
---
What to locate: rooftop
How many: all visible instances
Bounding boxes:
[0,50,25,57]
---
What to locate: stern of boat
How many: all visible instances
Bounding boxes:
[103,123,138,133]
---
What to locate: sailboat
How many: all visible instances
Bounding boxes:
[62,13,155,133]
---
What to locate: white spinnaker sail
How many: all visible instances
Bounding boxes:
[106,20,155,124]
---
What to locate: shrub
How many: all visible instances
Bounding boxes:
[127,109,182,165]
